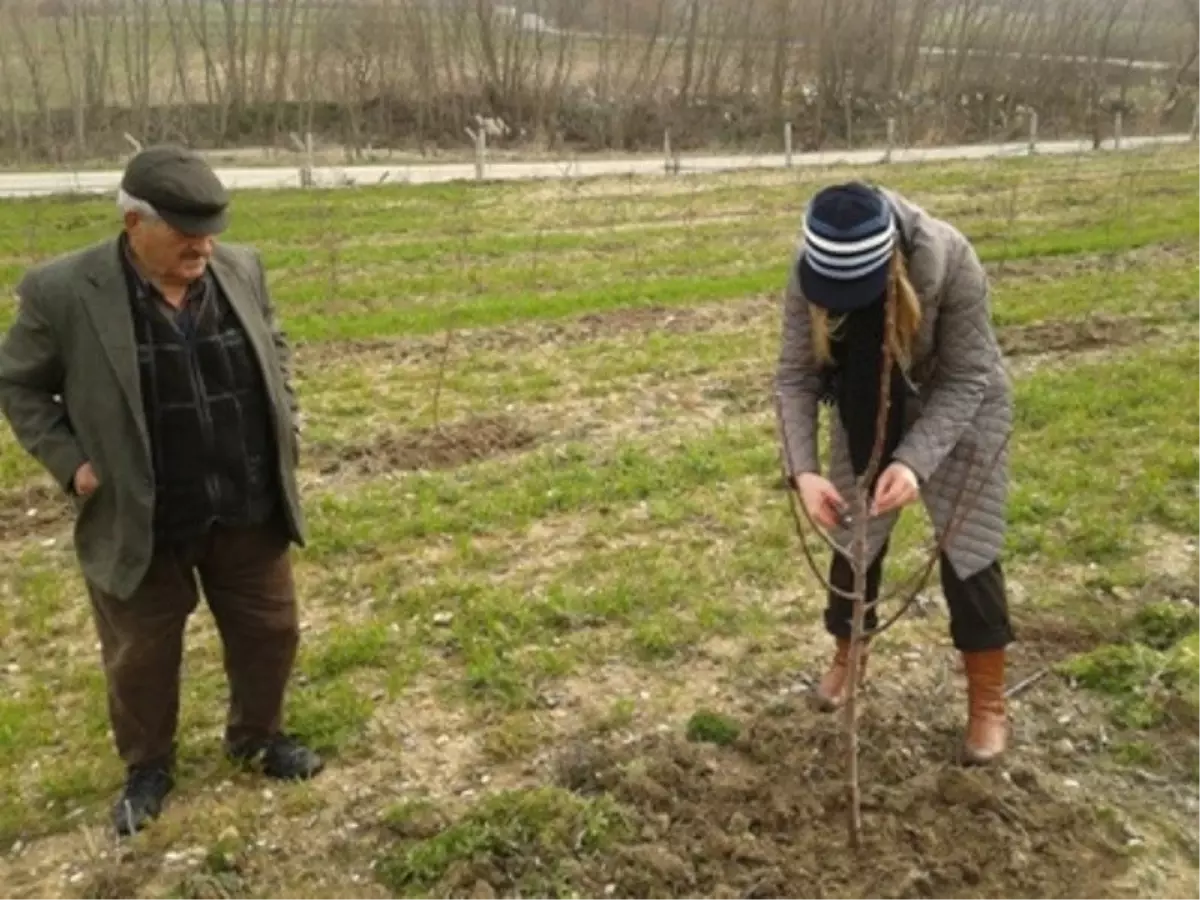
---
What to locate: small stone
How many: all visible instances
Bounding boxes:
[1120,821,1143,841]
[639,690,650,701]
[1063,778,1080,789]
[604,885,616,896]
[5,664,18,674]
[262,789,274,800]
[480,774,491,785]
[435,734,450,746]
[1054,738,1074,756]
[432,611,453,626]
[68,872,85,885]
[11,840,23,853]
[25,508,37,517]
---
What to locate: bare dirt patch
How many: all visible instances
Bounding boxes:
[0,482,72,543]
[309,414,541,477]
[999,313,1175,357]
[988,241,1196,281]
[295,295,776,372]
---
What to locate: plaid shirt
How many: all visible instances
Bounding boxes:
[120,236,280,544]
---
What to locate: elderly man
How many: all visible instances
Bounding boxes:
[0,145,322,837]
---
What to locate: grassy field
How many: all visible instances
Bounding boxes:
[0,146,1197,898]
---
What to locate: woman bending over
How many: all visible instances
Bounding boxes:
[775,182,1015,765]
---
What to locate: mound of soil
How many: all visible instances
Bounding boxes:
[314,415,540,476]
[546,708,1131,899]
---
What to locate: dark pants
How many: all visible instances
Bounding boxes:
[86,521,299,770]
[824,541,1015,652]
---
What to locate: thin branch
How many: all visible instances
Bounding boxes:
[773,392,857,601]
[784,487,859,601]
[774,392,854,558]
[842,261,898,850]
[864,432,1011,638]
[1006,665,1052,698]
[862,437,984,613]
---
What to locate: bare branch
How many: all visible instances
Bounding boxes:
[772,393,856,600]
[864,432,1012,639]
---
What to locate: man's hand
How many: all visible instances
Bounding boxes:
[795,472,847,530]
[72,462,99,497]
[871,462,919,516]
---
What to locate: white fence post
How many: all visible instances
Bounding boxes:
[465,127,487,181]
[784,122,793,168]
[302,132,314,187]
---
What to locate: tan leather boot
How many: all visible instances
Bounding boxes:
[961,648,1007,765]
[812,637,870,712]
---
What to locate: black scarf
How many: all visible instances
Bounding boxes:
[818,297,911,485]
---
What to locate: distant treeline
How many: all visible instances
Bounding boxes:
[0,0,1196,163]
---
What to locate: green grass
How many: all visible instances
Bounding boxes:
[377,786,631,897]
[1,146,1195,340]
[0,147,1195,895]
[1059,604,1199,731]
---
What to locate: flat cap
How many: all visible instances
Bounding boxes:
[120,144,229,235]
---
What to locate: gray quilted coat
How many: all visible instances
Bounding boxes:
[774,188,1013,580]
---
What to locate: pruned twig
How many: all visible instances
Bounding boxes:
[431,326,455,431]
[1006,666,1052,699]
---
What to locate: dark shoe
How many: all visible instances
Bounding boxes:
[112,763,174,837]
[228,732,324,780]
[961,649,1008,765]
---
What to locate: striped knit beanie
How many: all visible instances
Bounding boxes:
[797,182,896,313]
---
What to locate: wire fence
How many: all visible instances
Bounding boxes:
[0,112,1195,199]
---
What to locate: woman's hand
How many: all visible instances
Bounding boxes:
[795,473,848,530]
[871,462,919,516]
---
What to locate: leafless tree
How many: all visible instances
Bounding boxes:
[0,0,1187,162]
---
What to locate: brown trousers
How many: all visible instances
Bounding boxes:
[86,521,299,769]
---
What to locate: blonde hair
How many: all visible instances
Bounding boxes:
[809,251,922,369]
